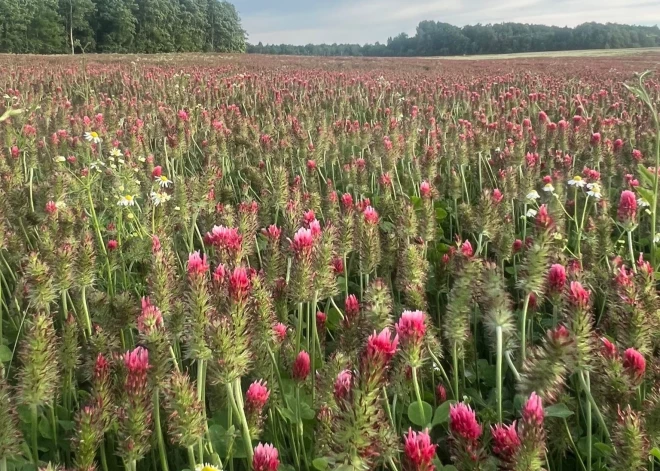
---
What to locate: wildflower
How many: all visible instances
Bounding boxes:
[461,240,474,258]
[123,346,150,395]
[292,351,310,382]
[526,190,540,201]
[84,131,102,144]
[521,392,544,426]
[617,190,637,227]
[345,294,360,320]
[107,240,118,251]
[450,403,482,441]
[420,181,432,198]
[396,310,426,346]
[547,264,566,295]
[363,206,379,225]
[567,281,590,310]
[252,443,279,471]
[436,384,447,403]
[110,148,123,158]
[150,191,171,206]
[273,323,287,341]
[290,227,314,255]
[53,155,66,163]
[403,428,436,470]
[156,175,172,188]
[587,182,602,199]
[152,166,163,178]
[334,369,353,401]
[491,423,520,463]
[601,337,618,359]
[366,328,399,363]
[525,208,538,218]
[196,464,222,471]
[246,380,270,413]
[118,194,136,206]
[535,204,554,230]
[622,348,645,380]
[187,251,209,277]
[543,183,555,192]
[228,266,251,302]
[568,175,586,187]
[492,188,503,203]
[45,201,57,214]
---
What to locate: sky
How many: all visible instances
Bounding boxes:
[232,0,660,45]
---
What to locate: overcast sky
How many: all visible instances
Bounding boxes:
[232,0,660,45]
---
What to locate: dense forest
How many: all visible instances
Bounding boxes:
[0,0,247,54]
[248,21,660,56]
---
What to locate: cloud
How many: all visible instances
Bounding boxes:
[234,0,660,45]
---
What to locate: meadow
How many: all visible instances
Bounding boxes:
[0,50,659,471]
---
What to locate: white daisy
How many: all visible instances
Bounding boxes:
[543,183,555,192]
[109,148,123,158]
[196,464,221,471]
[568,175,586,187]
[526,190,540,201]
[118,194,136,206]
[587,183,602,199]
[156,175,172,188]
[151,191,171,206]
[84,131,102,144]
[526,208,538,218]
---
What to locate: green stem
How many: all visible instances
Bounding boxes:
[99,439,109,471]
[428,349,454,399]
[520,293,531,365]
[584,372,592,471]
[311,290,319,406]
[411,367,427,424]
[627,230,637,273]
[452,342,460,400]
[197,359,206,463]
[50,404,59,462]
[153,388,169,471]
[578,371,610,440]
[80,286,92,336]
[496,326,503,423]
[227,380,254,464]
[187,446,196,471]
[30,404,39,467]
[563,418,587,471]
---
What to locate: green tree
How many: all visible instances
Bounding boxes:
[206,0,245,52]
[93,0,137,52]
[58,0,96,54]
[25,0,66,53]
[173,0,207,52]
[134,0,177,52]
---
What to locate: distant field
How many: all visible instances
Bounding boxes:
[436,46,660,60]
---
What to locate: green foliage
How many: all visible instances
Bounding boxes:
[0,0,246,53]
[248,21,660,57]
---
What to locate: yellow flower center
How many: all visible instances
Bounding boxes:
[160,176,168,181]
[125,195,133,201]
[573,176,582,181]
[90,131,99,138]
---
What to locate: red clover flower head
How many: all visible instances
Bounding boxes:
[404,428,437,469]
[253,443,279,471]
[292,351,311,382]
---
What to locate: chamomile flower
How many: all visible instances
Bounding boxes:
[109,148,123,158]
[156,175,172,188]
[543,183,555,192]
[526,208,538,218]
[84,131,102,144]
[196,464,221,471]
[151,191,171,206]
[53,155,66,163]
[118,194,136,207]
[526,190,540,201]
[587,183,602,199]
[568,175,586,187]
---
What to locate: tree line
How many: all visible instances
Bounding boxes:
[0,0,246,54]
[247,21,660,56]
